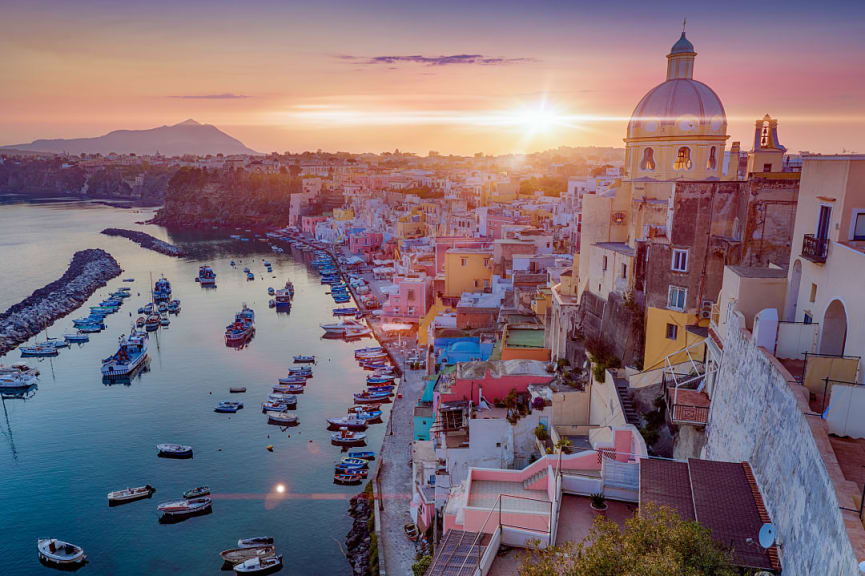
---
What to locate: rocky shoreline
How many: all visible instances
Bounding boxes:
[346,491,374,576]
[0,249,122,357]
[101,228,185,257]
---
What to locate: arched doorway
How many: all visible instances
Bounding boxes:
[820,299,848,356]
[785,260,802,322]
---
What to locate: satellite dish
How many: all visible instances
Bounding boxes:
[758,523,776,549]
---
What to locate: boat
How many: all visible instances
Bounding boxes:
[136,316,146,327]
[277,375,306,385]
[101,331,148,377]
[287,367,312,377]
[327,416,368,431]
[157,302,168,313]
[333,307,359,316]
[335,465,367,478]
[215,401,243,413]
[272,383,304,394]
[198,265,216,286]
[292,355,315,364]
[156,443,193,458]
[64,332,90,343]
[144,302,154,314]
[320,319,367,337]
[19,343,58,357]
[339,457,369,468]
[356,351,387,360]
[230,387,247,394]
[159,316,170,327]
[123,278,135,282]
[367,375,395,385]
[182,486,210,499]
[331,428,366,445]
[347,407,383,422]
[157,496,212,517]
[73,316,105,328]
[347,451,375,461]
[233,554,283,574]
[225,305,256,347]
[354,346,383,357]
[273,288,292,309]
[168,299,181,313]
[344,326,372,338]
[220,546,277,566]
[0,366,38,391]
[366,384,394,394]
[237,537,274,548]
[37,538,86,566]
[267,287,275,296]
[266,411,298,425]
[77,323,104,333]
[145,313,161,331]
[107,484,155,505]
[154,277,172,301]
[247,272,255,280]
[261,399,295,412]
[353,391,391,404]
[404,522,420,541]
[334,472,364,485]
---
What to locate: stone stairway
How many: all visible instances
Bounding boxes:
[522,467,548,489]
[614,376,641,426]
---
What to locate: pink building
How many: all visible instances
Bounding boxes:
[349,230,383,255]
[436,360,555,406]
[381,275,433,324]
[301,215,327,235]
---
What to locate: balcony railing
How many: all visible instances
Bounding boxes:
[801,234,828,263]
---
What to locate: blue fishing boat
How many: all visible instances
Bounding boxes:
[293,355,315,364]
[101,330,149,377]
[347,451,375,461]
[153,277,172,301]
[333,307,359,316]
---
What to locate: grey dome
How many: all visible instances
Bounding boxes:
[670,32,694,54]
[628,78,726,136]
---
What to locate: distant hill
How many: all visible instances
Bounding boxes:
[3,119,259,156]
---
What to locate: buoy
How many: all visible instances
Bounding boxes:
[266,445,274,452]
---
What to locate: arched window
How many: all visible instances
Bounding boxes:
[707,146,717,170]
[674,147,692,171]
[640,148,656,171]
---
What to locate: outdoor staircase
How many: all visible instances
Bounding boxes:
[614,376,641,426]
[522,468,548,490]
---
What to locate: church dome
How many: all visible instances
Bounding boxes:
[626,32,726,139]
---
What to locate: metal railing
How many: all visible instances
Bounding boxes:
[801,234,828,263]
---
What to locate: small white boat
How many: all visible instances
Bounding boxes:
[156,443,193,458]
[331,428,367,445]
[107,484,155,505]
[266,411,298,425]
[238,536,274,548]
[37,538,86,566]
[157,496,212,517]
[234,554,283,574]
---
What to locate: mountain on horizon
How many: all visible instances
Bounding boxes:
[3,120,259,156]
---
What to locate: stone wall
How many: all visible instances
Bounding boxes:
[704,314,861,575]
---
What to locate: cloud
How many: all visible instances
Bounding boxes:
[337,54,536,66]
[170,93,249,99]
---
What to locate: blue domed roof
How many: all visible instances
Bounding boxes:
[670,32,694,54]
[451,341,478,353]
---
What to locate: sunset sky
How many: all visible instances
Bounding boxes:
[2,0,864,155]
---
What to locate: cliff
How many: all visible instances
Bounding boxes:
[153,167,301,229]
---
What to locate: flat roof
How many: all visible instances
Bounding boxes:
[505,327,546,348]
[593,242,636,257]
[728,266,788,279]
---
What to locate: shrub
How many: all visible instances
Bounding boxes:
[532,396,546,411]
[412,555,432,576]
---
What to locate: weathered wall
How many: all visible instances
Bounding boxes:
[704,315,860,575]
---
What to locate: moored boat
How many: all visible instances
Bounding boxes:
[292,354,315,364]
[19,343,59,357]
[347,450,375,461]
[107,484,155,505]
[353,390,391,404]
[233,554,283,574]
[237,536,274,548]
[333,472,364,485]
[37,538,86,566]
[101,331,148,377]
[266,411,298,425]
[272,383,304,394]
[182,486,210,499]
[331,427,366,445]
[326,416,368,431]
[63,332,89,343]
[156,443,193,458]
[157,496,211,517]
[220,545,276,566]
[198,265,216,286]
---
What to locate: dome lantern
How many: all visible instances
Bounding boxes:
[666,31,696,80]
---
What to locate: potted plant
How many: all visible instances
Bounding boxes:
[589,492,607,516]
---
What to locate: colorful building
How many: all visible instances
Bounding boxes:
[442,247,493,299]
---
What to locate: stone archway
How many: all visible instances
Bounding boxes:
[785,259,802,322]
[820,299,848,356]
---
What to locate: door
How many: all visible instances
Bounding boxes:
[816,205,832,241]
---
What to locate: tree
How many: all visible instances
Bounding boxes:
[518,504,737,576]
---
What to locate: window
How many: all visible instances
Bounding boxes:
[483,279,490,288]
[474,280,479,288]
[668,286,687,311]
[621,263,628,279]
[461,257,468,267]
[674,147,693,171]
[763,163,772,172]
[816,205,832,241]
[853,212,865,241]
[602,256,608,271]
[672,248,688,272]
[666,323,678,340]
[640,148,656,171]
[707,146,717,170]
[809,283,817,303]
[803,312,813,325]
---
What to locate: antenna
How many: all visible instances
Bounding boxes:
[758,523,776,549]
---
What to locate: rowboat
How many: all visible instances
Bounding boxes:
[156,443,193,458]
[37,538,86,566]
[354,391,391,404]
[334,472,364,485]
[347,451,375,461]
[215,401,243,413]
[367,374,395,384]
[287,367,312,377]
[266,411,298,425]
[339,457,369,468]
[182,486,210,499]
[64,332,90,343]
[326,416,368,431]
[261,397,296,411]
[234,554,283,574]
[293,355,315,363]
[220,545,276,565]
[347,407,383,422]
[277,376,306,385]
[230,387,247,393]
[157,496,211,517]
[366,384,394,394]
[335,465,368,477]
[273,383,304,394]
[107,484,155,505]
[331,428,366,445]
[237,536,274,548]
[354,347,383,356]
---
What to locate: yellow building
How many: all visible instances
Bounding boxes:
[443,248,492,298]
[333,208,354,221]
[396,209,427,240]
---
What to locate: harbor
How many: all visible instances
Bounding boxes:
[0,202,397,575]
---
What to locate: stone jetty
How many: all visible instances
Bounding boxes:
[101,228,185,257]
[0,249,121,356]
[345,491,374,576]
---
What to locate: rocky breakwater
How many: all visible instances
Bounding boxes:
[101,228,185,257]
[345,491,374,576]
[0,249,122,356]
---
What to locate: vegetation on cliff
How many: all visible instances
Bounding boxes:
[154,167,302,228]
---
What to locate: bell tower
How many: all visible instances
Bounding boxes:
[747,114,786,174]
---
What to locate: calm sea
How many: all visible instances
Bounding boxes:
[0,202,384,575]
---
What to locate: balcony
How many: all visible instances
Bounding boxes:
[801,234,828,263]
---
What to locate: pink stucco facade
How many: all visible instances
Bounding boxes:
[349,231,383,255]
[301,215,327,235]
[439,370,555,405]
[382,276,433,324]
